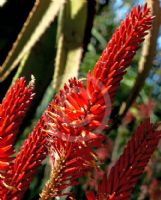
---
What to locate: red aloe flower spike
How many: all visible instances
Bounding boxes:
[0,117,47,199]
[39,4,154,198]
[97,119,161,200]
[0,77,35,173]
[39,100,104,199]
[87,4,154,112]
[46,5,154,135]
[39,142,93,199]
[53,78,110,136]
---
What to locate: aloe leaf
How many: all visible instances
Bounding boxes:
[53,0,88,91]
[0,0,65,82]
[12,21,58,111]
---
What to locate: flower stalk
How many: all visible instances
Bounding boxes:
[39,4,154,198]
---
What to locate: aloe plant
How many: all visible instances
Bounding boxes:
[0,1,160,199]
[0,4,160,200]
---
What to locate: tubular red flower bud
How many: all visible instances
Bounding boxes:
[0,77,35,172]
[97,119,161,200]
[0,118,47,199]
[87,3,154,116]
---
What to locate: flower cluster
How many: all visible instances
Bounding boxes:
[0,77,34,172]
[94,119,161,200]
[0,3,158,200]
[40,4,155,198]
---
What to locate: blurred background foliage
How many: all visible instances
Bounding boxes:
[0,0,160,199]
